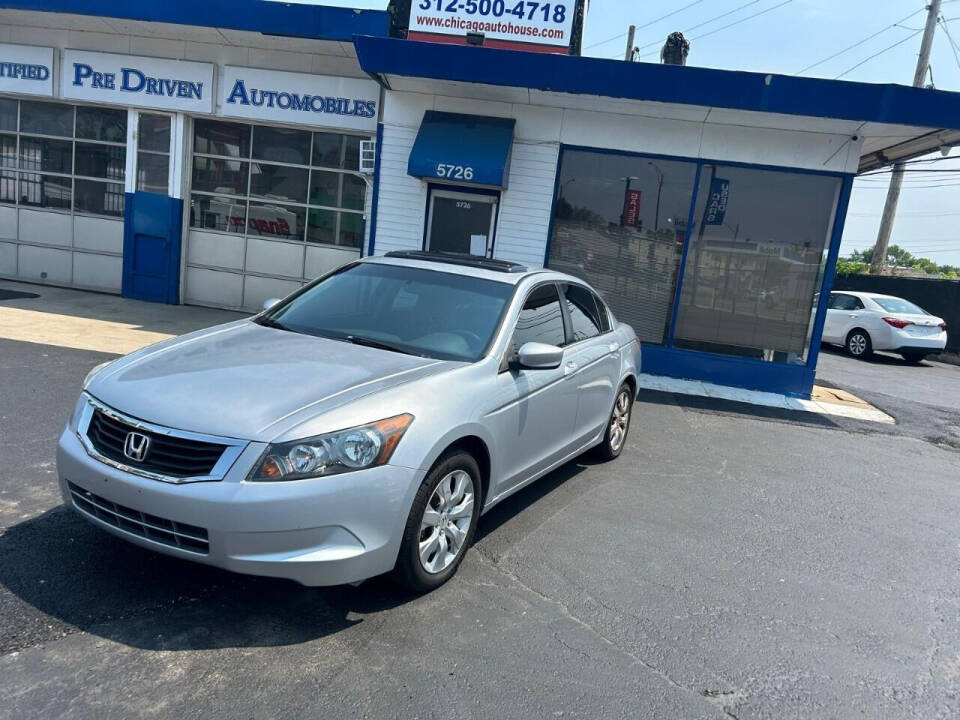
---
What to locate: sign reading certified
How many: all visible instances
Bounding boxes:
[408,0,575,49]
[61,50,214,113]
[220,66,378,132]
[0,43,54,96]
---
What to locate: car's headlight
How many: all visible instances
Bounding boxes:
[248,414,414,482]
[83,360,112,389]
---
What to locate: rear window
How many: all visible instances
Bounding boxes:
[871,297,928,315]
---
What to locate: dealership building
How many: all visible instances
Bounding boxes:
[1,0,959,397]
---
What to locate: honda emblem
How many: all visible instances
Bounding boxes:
[123,432,151,462]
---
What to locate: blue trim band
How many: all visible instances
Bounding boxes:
[367,121,384,257]
[2,1,390,42]
[354,36,960,131]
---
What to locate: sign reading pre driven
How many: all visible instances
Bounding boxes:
[61,50,214,113]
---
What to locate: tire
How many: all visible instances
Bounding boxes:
[846,329,873,359]
[901,352,927,364]
[393,450,481,593]
[593,382,634,461]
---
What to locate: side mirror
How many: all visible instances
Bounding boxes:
[262,298,281,312]
[516,342,563,370]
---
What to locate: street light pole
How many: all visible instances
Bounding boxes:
[871,0,942,274]
[648,161,664,231]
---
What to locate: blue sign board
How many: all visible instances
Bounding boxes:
[704,178,730,226]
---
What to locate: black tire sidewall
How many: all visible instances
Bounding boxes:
[394,450,482,592]
[597,383,633,460]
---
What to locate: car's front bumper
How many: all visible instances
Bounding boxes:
[57,426,423,586]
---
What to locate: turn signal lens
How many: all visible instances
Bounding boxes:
[248,414,414,482]
[939,322,947,331]
[882,317,911,329]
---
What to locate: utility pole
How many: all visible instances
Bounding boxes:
[871,0,941,273]
[624,25,636,62]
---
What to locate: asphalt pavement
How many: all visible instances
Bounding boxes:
[1,319,959,718]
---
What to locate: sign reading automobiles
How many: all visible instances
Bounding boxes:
[0,43,54,97]
[61,50,214,113]
[408,0,575,51]
[220,67,378,132]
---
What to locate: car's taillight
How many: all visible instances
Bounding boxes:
[939,321,947,331]
[882,317,911,329]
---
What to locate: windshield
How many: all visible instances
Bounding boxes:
[872,297,928,315]
[260,262,515,362]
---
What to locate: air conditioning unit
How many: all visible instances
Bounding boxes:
[359,140,376,174]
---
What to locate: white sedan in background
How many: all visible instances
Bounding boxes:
[822,291,947,363]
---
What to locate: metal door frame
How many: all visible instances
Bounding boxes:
[424,187,499,257]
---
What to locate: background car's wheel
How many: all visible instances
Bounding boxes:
[901,352,928,364]
[846,329,872,359]
[593,382,634,461]
[393,450,481,593]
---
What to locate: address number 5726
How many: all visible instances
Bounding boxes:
[436,164,475,181]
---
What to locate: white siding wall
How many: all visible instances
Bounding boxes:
[373,122,429,255]
[494,141,559,269]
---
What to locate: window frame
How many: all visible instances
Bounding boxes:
[188,117,372,249]
[501,280,568,372]
[0,98,127,219]
[557,281,612,347]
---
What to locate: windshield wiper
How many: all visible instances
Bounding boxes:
[255,316,291,332]
[344,334,418,356]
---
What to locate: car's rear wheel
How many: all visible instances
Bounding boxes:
[846,329,872,359]
[593,382,634,461]
[393,450,481,593]
[901,352,928,364]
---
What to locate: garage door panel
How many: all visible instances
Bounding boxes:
[18,244,72,283]
[187,230,244,270]
[0,241,15,275]
[243,275,301,312]
[74,216,123,254]
[245,237,304,279]
[0,206,16,242]
[19,209,71,248]
[305,244,360,280]
[185,267,244,309]
[73,252,122,291]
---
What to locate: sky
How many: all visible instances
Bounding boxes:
[282,0,960,266]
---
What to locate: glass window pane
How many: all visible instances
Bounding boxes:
[593,292,611,332]
[342,173,365,211]
[249,162,307,204]
[309,170,339,207]
[74,179,124,217]
[547,150,698,345]
[248,201,304,240]
[19,136,72,174]
[339,212,364,249]
[137,152,168,193]
[344,135,362,171]
[76,106,127,142]
[20,101,73,137]
[673,165,841,363]
[512,284,566,350]
[0,133,16,168]
[252,126,310,165]
[0,170,16,203]
[190,194,247,233]
[19,172,71,209]
[75,142,125,181]
[0,99,17,132]
[312,132,343,167]
[307,208,336,245]
[194,119,250,157]
[562,284,602,343]
[138,114,170,153]
[192,157,248,195]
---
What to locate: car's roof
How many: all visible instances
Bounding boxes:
[832,290,904,301]
[361,254,582,287]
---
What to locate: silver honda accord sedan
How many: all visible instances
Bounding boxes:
[58,251,640,592]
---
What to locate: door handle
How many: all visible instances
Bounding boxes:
[608,342,619,353]
[849,314,858,319]
[564,361,578,375]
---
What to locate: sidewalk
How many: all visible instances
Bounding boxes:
[0,280,245,355]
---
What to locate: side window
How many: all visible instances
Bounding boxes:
[512,284,566,352]
[592,291,612,333]
[852,297,864,310]
[562,284,602,343]
[830,294,856,311]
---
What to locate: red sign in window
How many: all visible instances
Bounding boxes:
[623,189,642,227]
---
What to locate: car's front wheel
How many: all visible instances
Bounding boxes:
[393,450,481,593]
[846,329,873,359]
[593,382,634,461]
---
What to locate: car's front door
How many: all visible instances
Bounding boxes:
[485,283,578,494]
[824,293,862,342]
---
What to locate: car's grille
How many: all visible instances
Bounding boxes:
[86,409,226,478]
[68,481,209,554]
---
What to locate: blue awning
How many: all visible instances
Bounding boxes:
[407,111,516,189]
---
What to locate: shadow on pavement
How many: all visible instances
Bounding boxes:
[638,388,843,429]
[818,344,937,367]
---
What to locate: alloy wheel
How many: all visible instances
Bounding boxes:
[609,389,631,452]
[849,333,867,356]
[418,469,475,574]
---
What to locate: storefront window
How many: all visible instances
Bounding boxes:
[673,165,841,363]
[0,100,126,218]
[190,119,369,248]
[547,149,699,344]
[137,114,170,195]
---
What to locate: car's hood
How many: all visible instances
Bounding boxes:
[87,320,453,441]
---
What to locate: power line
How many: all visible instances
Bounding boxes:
[632,0,764,54]
[637,0,794,59]
[585,0,709,51]
[834,28,923,78]
[796,7,926,74]
[939,17,960,71]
